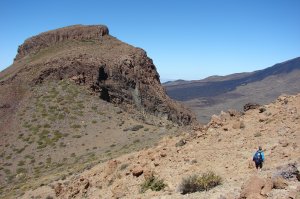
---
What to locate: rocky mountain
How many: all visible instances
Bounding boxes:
[164,57,300,123]
[0,25,195,198]
[18,94,300,199]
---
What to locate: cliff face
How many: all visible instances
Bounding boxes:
[15,25,109,60]
[1,25,195,126]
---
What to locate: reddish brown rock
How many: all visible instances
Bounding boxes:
[54,183,64,197]
[244,103,260,112]
[261,178,273,196]
[273,176,288,189]
[112,183,128,199]
[240,176,265,198]
[132,166,143,177]
[105,160,119,177]
[233,120,245,129]
[143,169,154,180]
[0,24,196,139]
[160,152,167,157]
[15,25,109,61]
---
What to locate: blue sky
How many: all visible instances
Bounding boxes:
[0,0,299,81]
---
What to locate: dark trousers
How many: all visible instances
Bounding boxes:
[255,161,263,169]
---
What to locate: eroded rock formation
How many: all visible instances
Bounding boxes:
[2,25,195,125]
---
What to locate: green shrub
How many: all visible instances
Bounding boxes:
[72,135,82,138]
[179,171,222,194]
[71,124,81,128]
[120,163,129,170]
[179,174,199,194]
[16,167,27,174]
[17,160,25,166]
[140,176,166,193]
[197,171,222,190]
[254,132,262,137]
[131,125,144,131]
[133,139,140,144]
[43,124,51,128]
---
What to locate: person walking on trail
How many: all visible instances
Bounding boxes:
[253,146,265,171]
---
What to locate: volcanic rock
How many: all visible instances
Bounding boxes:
[244,103,260,112]
[1,25,195,127]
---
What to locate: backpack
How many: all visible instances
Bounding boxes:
[253,151,262,163]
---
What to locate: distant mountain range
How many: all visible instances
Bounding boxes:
[164,57,300,123]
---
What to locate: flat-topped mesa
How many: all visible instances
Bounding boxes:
[3,24,196,126]
[14,25,109,60]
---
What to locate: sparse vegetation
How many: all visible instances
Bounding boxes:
[16,167,27,174]
[131,125,144,131]
[254,132,262,137]
[72,135,82,138]
[17,160,25,166]
[175,139,186,147]
[71,124,81,129]
[120,163,129,170]
[179,171,222,194]
[133,139,140,144]
[140,176,166,193]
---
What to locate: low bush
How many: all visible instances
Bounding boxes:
[254,132,262,137]
[140,176,166,193]
[179,171,222,194]
[120,163,129,170]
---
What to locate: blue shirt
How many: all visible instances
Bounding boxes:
[253,150,265,162]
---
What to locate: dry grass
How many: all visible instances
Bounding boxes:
[179,171,222,194]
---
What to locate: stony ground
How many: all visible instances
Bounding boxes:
[0,80,181,198]
[18,94,300,199]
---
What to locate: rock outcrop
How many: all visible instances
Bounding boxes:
[2,25,195,125]
[15,25,109,60]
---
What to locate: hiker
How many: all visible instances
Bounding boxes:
[253,146,265,170]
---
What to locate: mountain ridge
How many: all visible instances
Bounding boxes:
[164,57,300,123]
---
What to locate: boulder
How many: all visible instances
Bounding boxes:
[105,160,119,177]
[240,176,265,198]
[228,109,242,117]
[112,183,128,199]
[277,163,299,180]
[143,169,154,180]
[261,178,273,196]
[209,114,223,127]
[132,166,143,177]
[233,120,245,129]
[273,176,288,189]
[244,103,260,112]
[160,152,167,157]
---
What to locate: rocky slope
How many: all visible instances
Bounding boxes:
[0,24,195,127]
[19,93,300,199]
[0,25,195,198]
[164,57,300,123]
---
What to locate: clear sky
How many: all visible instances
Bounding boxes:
[1,0,299,81]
